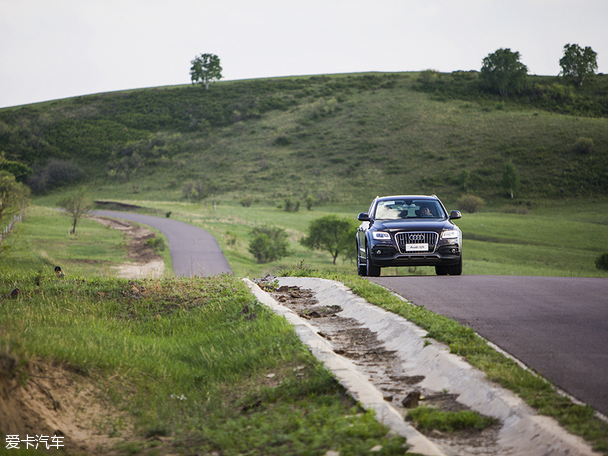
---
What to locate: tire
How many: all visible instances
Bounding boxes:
[448,257,463,275]
[357,242,367,276]
[435,265,449,275]
[366,246,381,277]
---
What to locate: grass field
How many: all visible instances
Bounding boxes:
[0,272,408,455]
[1,205,173,278]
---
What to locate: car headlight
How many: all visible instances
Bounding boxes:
[372,231,391,240]
[441,230,459,239]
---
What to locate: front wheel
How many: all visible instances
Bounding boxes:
[435,265,449,275]
[448,257,463,275]
[366,246,381,277]
[356,242,367,276]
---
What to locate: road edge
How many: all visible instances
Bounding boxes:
[244,278,447,456]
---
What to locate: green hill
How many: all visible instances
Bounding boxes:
[1,72,607,206]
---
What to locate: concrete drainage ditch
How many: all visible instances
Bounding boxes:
[245,277,599,456]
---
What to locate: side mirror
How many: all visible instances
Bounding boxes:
[449,210,462,220]
[358,212,370,222]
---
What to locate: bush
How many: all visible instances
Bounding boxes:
[595,252,608,271]
[457,195,485,213]
[28,159,85,194]
[240,196,254,207]
[274,135,292,146]
[575,137,594,154]
[146,236,166,252]
[284,198,300,212]
[305,195,315,211]
[248,226,289,264]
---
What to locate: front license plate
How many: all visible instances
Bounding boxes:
[406,243,428,252]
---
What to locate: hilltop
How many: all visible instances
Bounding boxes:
[1,72,607,207]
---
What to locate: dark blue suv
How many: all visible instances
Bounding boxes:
[356,195,462,276]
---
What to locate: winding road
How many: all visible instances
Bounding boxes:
[94,211,232,277]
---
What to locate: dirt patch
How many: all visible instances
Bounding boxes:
[266,282,503,456]
[0,354,157,455]
[90,216,164,279]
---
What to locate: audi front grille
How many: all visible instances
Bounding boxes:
[395,232,438,253]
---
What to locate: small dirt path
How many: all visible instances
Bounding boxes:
[90,216,164,279]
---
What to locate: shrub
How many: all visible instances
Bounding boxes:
[575,137,594,155]
[28,159,86,194]
[457,195,485,213]
[274,135,292,146]
[284,198,300,212]
[305,195,315,211]
[595,252,608,271]
[240,196,254,207]
[146,236,166,252]
[248,226,290,264]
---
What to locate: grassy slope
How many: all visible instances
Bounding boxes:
[1,205,172,278]
[2,72,608,207]
[0,272,407,455]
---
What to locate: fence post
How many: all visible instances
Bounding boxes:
[0,209,25,246]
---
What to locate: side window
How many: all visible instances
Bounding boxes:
[369,199,377,218]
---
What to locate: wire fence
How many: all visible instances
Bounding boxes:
[0,210,25,246]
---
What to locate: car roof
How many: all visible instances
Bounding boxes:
[375,195,439,201]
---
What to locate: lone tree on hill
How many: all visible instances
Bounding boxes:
[500,162,520,199]
[190,53,222,90]
[480,48,528,97]
[559,44,598,87]
[58,188,94,234]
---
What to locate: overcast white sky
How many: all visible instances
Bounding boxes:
[1,0,607,109]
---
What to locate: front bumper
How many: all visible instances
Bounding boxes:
[368,241,461,267]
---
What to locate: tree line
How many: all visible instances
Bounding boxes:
[480,43,598,97]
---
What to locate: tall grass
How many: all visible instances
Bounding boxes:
[0,271,407,455]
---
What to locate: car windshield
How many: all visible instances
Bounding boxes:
[374,199,446,220]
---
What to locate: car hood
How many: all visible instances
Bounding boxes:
[372,219,457,232]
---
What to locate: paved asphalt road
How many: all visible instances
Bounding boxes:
[94,211,232,277]
[372,275,608,416]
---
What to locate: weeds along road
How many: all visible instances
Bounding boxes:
[93,211,232,277]
[372,275,608,417]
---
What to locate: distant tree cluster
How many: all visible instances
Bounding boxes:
[28,159,85,195]
[480,43,598,96]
